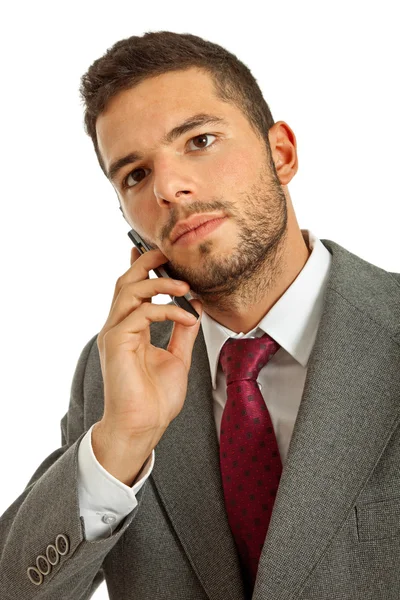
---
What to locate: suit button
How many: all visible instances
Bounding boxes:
[102,513,117,525]
[27,566,43,586]
[46,543,60,566]
[55,534,70,556]
[36,554,51,575]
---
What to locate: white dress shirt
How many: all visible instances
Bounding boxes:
[78,229,332,541]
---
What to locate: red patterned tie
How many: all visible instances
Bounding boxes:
[219,333,282,596]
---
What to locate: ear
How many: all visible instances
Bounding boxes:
[268,121,298,185]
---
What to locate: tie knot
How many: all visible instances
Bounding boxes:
[219,333,280,385]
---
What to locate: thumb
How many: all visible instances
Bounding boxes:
[167,300,203,371]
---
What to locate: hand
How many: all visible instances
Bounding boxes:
[96,247,203,457]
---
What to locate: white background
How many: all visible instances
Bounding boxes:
[1,1,399,598]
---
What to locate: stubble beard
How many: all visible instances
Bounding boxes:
[164,164,289,315]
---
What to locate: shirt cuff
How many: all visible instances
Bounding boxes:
[77,424,154,540]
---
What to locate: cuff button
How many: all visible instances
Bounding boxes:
[27,566,43,586]
[55,534,70,556]
[102,513,117,525]
[36,555,51,575]
[46,543,60,566]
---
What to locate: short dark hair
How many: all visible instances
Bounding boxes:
[79,31,275,177]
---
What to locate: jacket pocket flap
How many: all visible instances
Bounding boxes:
[356,496,400,541]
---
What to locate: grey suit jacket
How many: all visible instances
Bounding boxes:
[1,238,400,600]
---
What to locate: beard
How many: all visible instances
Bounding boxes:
[162,160,288,314]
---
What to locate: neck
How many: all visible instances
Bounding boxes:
[200,226,311,335]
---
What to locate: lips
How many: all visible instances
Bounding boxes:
[173,217,227,246]
[171,213,226,244]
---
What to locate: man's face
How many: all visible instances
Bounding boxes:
[96,67,289,299]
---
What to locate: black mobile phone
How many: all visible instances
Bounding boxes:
[127,229,200,321]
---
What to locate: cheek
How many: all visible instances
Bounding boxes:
[129,203,157,238]
[205,149,254,191]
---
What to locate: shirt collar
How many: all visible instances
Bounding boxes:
[199,229,333,390]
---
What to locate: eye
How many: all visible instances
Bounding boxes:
[187,133,217,151]
[123,167,151,189]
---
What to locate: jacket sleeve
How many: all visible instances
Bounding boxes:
[0,334,145,600]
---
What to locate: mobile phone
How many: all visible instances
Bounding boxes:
[127,229,200,321]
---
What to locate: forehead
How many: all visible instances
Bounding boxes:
[96,67,244,170]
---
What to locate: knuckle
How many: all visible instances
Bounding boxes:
[101,329,110,343]
[155,278,171,292]
[157,277,181,291]
[118,280,132,294]
[115,275,125,289]
[97,327,108,344]
[119,278,133,291]
[102,328,115,345]
[171,305,184,317]
[134,301,148,316]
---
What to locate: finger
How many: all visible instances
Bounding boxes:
[105,278,190,332]
[106,302,199,353]
[111,248,168,309]
[130,246,141,266]
[166,300,203,372]
[128,247,167,274]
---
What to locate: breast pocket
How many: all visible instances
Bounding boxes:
[355,496,400,541]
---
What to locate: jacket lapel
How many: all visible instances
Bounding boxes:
[151,324,246,600]
[253,239,400,599]
[150,239,400,600]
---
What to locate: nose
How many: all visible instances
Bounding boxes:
[152,158,197,207]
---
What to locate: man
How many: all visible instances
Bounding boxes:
[1,31,399,600]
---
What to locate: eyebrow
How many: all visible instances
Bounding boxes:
[107,113,229,184]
